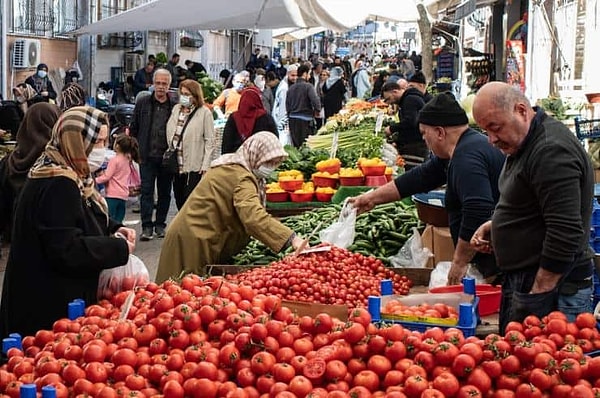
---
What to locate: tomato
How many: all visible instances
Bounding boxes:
[85,362,108,383]
[570,384,595,398]
[236,367,256,387]
[403,375,429,398]
[496,374,522,390]
[456,385,482,398]
[272,363,296,383]
[528,368,554,391]
[466,367,492,394]
[303,358,326,380]
[501,355,521,374]
[250,351,276,375]
[559,357,582,385]
[493,390,516,398]
[421,388,446,398]
[433,342,460,366]
[432,371,460,397]
[451,354,476,378]
[367,354,392,377]
[287,375,313,398]
[514,383,542,398]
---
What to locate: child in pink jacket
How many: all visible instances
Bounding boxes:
[95,134,140,222]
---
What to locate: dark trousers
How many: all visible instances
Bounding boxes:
[289,118,315,148]
[140,157,173,229]
[173,171,202,210]
[106,198,127,223]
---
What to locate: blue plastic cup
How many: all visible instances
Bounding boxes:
[68,302,81,320]
[20,384,37,398]
[380,279,393,295]
[8,333,22,350]
[42,385,57,398]
[458,303,474,326]
[2,337,18,354]
[462,277,476,295]
[368,296,381,322]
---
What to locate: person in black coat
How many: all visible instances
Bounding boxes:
[222,87,277,154]
[322,67,347,119]
[382,81,428,169]
[23,63,57,105]
[0,106,136,339]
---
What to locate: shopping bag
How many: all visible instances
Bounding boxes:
[319,201,356,248]
[128,161,141,197]
[97,254,149,300]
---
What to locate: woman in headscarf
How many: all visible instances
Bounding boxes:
[322,66,347,119]
[0,106,136,339]
[24,63,57,104]
[0,103,60,243]
[221,87,278,154]
[59,82,87,112]
[156,132,304,282]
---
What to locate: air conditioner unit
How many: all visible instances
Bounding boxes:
[12,39,41,69]
[125,53,144,74]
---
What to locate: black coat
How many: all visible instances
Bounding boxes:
[390,87,426,145]
[222,113,278,154]
[24,75,57,105]
[322,79,346,119]
[0,177,129,339]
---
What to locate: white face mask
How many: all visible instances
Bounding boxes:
[233,82,244,91]
[179,95,192,107]
[253,165,275,179]
[87,147,106,173]
[37,70,47,78]
[254,77,266,91]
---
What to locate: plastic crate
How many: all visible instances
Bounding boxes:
[574,118,600,141]
[368,279,479,337]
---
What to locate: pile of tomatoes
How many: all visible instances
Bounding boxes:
[225,246,412,308]
[2,274,600,398]
[383,300,459,320]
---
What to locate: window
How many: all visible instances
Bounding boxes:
[99,0,129,20]
[10,0,81,36]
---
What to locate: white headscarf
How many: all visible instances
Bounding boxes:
[326,67,344,89]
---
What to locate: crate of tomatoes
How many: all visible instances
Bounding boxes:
[368,278,479,336]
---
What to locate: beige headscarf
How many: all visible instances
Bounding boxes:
[29,106,110,217]
[211,131,288,171]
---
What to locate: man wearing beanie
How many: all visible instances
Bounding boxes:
[24,63,57,104]
[382,81,427,169]
[409,71,433,103]
[350,92,505,287]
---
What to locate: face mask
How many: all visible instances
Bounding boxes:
[87,147,106,173]
[37,70,47,78]
[255,78,266,91]
[15,96,25,103]
[233,82,244,91]
[179,95,192,107]
[148,85,155,93]
[253,165,275,179]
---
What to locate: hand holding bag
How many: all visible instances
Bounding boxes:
[162,107,199,174]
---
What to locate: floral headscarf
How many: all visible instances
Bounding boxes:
[29,106,109,215]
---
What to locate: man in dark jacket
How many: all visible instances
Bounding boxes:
[133,62,155,96]
[130,68,174,241]
[351,93,504,286]
[285,64,321,148]
[185,59,206,77]
[471,82,594,331]
[382,81,428,169]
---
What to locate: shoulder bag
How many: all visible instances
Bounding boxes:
[162,107,199,174]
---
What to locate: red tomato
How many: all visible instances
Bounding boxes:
[432,371,460,397]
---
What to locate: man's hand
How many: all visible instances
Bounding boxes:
[447,262,469,286]
[384,126,392,136]
[347,193,375,215]
[470,221,493,254]
[530,268,561,293]
[41,91,49,97]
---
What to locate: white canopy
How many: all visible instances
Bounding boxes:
[73,0,441,36]
[272,27,326,41]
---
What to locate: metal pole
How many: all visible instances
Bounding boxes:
[1,0,8,99]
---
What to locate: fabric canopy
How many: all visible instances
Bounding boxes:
[272,27,326,41]
[73,0,442,36]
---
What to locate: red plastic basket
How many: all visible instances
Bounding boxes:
[429,284,501,316]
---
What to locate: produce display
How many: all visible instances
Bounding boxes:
[233,201,422,265]
[226,246,413,308]
[3,273,600,398]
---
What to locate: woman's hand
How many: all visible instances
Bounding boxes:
[116,227,136,244]
[470,221,493,254]
[291,235,307,252]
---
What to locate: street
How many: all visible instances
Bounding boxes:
[0,196,178,299]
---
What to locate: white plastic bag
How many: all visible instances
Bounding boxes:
[389,227,433,268]
[97,254,149,300]
[319,201,356,249]
[428,261,487,289]
[279,123,292,147]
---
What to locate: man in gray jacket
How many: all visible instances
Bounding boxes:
[285,64,321,148]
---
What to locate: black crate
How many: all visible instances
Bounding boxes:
[575,118,600,141]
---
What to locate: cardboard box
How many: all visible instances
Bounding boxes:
[421,225,455,268]
[595,169,600,183]
[282,300,348,322]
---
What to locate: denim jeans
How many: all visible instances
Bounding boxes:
[558,286,593,322]
[139,157,173,229]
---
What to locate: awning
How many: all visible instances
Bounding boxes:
[272,27,327,41]
[72,0,444,36]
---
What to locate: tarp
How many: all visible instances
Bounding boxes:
[73,0,442,36]
[272,27,326,41]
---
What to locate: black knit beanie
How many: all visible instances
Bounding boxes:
[418,92,468,126]
[409,71,426,85]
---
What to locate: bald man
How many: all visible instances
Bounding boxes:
[470,82,594,332]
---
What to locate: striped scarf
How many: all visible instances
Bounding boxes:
[29,106,110,219]
[170,105,195,174]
